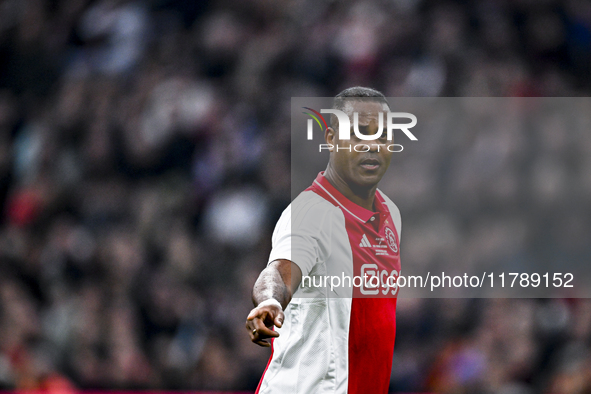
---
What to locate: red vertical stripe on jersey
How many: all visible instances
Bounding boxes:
[307,172,400,394]
[255,338,274,394]
[348,297,397,393]
[344,216,398,394]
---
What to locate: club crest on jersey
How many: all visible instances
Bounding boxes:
[384,227,398,254]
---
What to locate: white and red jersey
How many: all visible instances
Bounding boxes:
[256,172,402,394]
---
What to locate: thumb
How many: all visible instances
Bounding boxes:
[247,307,263,320]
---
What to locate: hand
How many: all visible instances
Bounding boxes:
[245,303,284,347]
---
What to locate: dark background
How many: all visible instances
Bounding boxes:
[0,0,590,393]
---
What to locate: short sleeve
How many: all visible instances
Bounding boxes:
[267,195,333,277]
[267,205,294,265]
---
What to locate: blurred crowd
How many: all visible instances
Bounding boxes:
[0,0,590,393]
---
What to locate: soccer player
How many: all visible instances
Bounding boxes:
[245,87,402,394]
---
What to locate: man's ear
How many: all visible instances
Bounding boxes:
[325,127,336,151]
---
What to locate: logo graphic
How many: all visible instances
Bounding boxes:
[384,227,399,254]
[303,107,417,152]
[302,107,328,140]
[360,263,379,295]
[359,234,372,248]
[304,108,417,141]
[360,263,399,296]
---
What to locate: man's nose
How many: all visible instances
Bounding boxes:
[368,142,380,152]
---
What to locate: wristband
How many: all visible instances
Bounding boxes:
[257,298,283,311]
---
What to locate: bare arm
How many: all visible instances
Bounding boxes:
[245,259,302,347]
[252,259,302,308]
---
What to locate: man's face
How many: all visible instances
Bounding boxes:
[326,100,393,189]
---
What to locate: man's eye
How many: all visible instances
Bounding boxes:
[356,125,371,136]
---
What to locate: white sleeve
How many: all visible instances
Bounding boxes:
[267,205,293,265]
[267,198,332,277]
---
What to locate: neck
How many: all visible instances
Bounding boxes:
[323,164,377,211]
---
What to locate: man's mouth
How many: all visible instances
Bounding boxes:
[359,158,380,171]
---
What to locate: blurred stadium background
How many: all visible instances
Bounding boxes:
[1,0,591,393]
